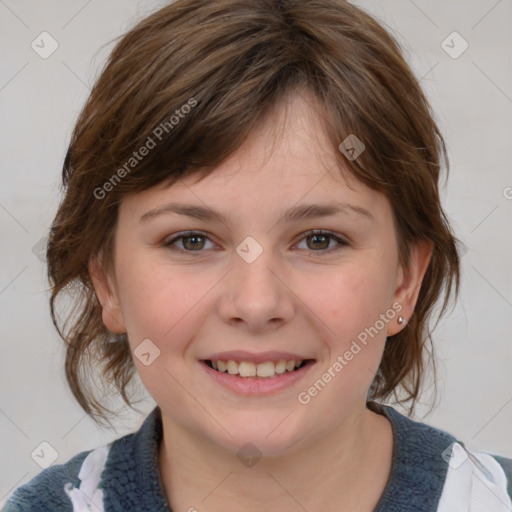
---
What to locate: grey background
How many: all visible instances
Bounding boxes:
[1,0,511,505]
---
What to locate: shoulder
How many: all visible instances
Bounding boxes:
[2,407,166,512]
[369,401,512,511]
[2,444,112,512]
[437,443,512,511]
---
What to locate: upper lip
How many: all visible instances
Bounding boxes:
[202,351,314,364]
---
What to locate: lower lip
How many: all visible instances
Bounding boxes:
[200,360,315,395]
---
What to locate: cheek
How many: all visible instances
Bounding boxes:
[307,262,395,340]
[299,259,396,398]
[114,260,211,405]
[121,270,203,338]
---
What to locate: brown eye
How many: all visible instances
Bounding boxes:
[164,231,214,253]
[181,234,206,250]
[307,233,330,250]
[296,230,348,253]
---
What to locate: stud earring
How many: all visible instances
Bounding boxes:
[398,316,405,325]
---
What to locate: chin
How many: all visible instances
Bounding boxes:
[205,415,307,460]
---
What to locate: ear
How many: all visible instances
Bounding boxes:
[88,254,127,334]
[387,240,433,337]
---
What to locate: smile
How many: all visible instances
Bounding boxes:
[205,359,308,378]
[200,357,316,395]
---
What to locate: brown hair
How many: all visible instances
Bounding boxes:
[47,0,460,427]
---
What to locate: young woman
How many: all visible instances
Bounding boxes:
[4,1,511,511]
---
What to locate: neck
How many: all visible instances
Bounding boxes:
[158,403,394,512]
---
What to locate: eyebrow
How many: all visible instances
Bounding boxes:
[140,201,374,225]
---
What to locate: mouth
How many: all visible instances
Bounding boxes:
[202,358,315,379]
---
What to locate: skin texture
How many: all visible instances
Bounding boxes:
[90,89,432,511]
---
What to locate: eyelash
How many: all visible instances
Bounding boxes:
[163,230,348,256]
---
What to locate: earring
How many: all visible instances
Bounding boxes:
[398,316,405,325]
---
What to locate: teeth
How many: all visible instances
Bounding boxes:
[275,360,287,374]
[239,361,256,377]
[256,361,274,377]
[208,359,306,378]
[226,360,239,375]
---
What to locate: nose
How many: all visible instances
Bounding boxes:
[217,244,295,334]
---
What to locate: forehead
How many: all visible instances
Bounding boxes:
[119,90,391,223]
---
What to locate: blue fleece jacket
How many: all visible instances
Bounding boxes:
[3,401,512,511]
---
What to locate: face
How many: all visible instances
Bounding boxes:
[90,90,430,457]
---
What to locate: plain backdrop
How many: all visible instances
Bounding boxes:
[1,0,511,505]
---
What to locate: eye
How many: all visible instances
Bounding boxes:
[163,229,348,255]
[295,230,348,253]
[164,231,216,253]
